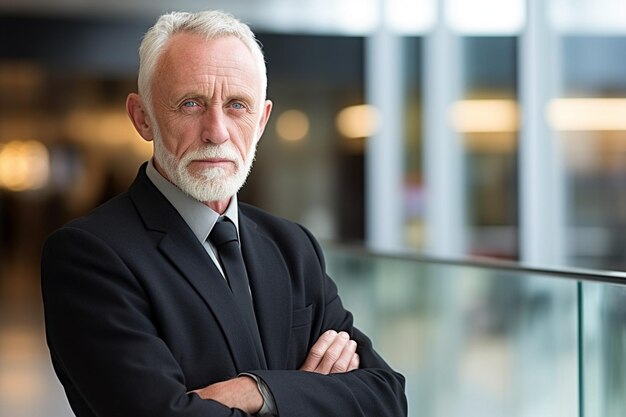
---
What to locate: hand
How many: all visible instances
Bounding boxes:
[300,330,360,374]
[191,376,263,414]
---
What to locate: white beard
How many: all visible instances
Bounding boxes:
[152,128,257,203]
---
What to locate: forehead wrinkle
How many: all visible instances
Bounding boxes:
[176,73,257,106]
[154,33,263,106]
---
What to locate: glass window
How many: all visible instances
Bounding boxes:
[550,1,626,269]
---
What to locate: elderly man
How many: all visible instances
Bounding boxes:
[41,10,407,417]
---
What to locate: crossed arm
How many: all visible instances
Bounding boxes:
[42,226,406,417]
[192,330,360,414]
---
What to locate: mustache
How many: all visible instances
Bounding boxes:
[181,145,242,167]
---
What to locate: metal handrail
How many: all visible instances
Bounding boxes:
[324,241,626,285]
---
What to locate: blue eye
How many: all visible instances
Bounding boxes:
[182,100,198,108]
[231,102,245,110]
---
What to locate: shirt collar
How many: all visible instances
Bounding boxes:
[145,159,239,243]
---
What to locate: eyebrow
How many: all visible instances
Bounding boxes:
[173,90,257,107]
[229,92,257,107]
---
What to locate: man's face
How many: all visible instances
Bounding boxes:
[147,33,272,203]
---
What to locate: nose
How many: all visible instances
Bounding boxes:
[201,106,229,144]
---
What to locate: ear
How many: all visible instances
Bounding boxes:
[126,93,154,141]
[255,99,273,141]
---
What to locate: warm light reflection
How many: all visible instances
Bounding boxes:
[336,104,380,138]
[0,115,57,143]
[64,109,145,149]
[0,367,43,407]
[0,62,44,99]
[450,99,520,133]
[276,109,310,142]
[464,134,517,153]
[0,328,44,407]
[0,140,49,191]
[547,98,626,131]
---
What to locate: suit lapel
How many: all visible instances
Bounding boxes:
[239,212,291,369]
[128,166,262,372]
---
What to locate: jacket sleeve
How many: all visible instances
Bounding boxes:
[41,226,250,417]
[251,226,408,417]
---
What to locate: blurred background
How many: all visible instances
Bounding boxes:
[1,0,626,416]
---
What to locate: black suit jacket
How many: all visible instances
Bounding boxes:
[41,165,407,417]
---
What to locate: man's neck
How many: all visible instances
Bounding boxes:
[205,199,231,215]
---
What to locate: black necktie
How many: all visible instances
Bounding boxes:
[209,219,267,368]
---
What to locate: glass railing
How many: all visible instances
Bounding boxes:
[3,243,624,416]
[324,244,626,417]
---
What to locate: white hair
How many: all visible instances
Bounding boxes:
[137,10,267,114]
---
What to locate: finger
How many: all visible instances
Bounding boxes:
[316,331,351,374]
[330,339,358,373]
[299,330,338,372]
[348,352,360,372]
